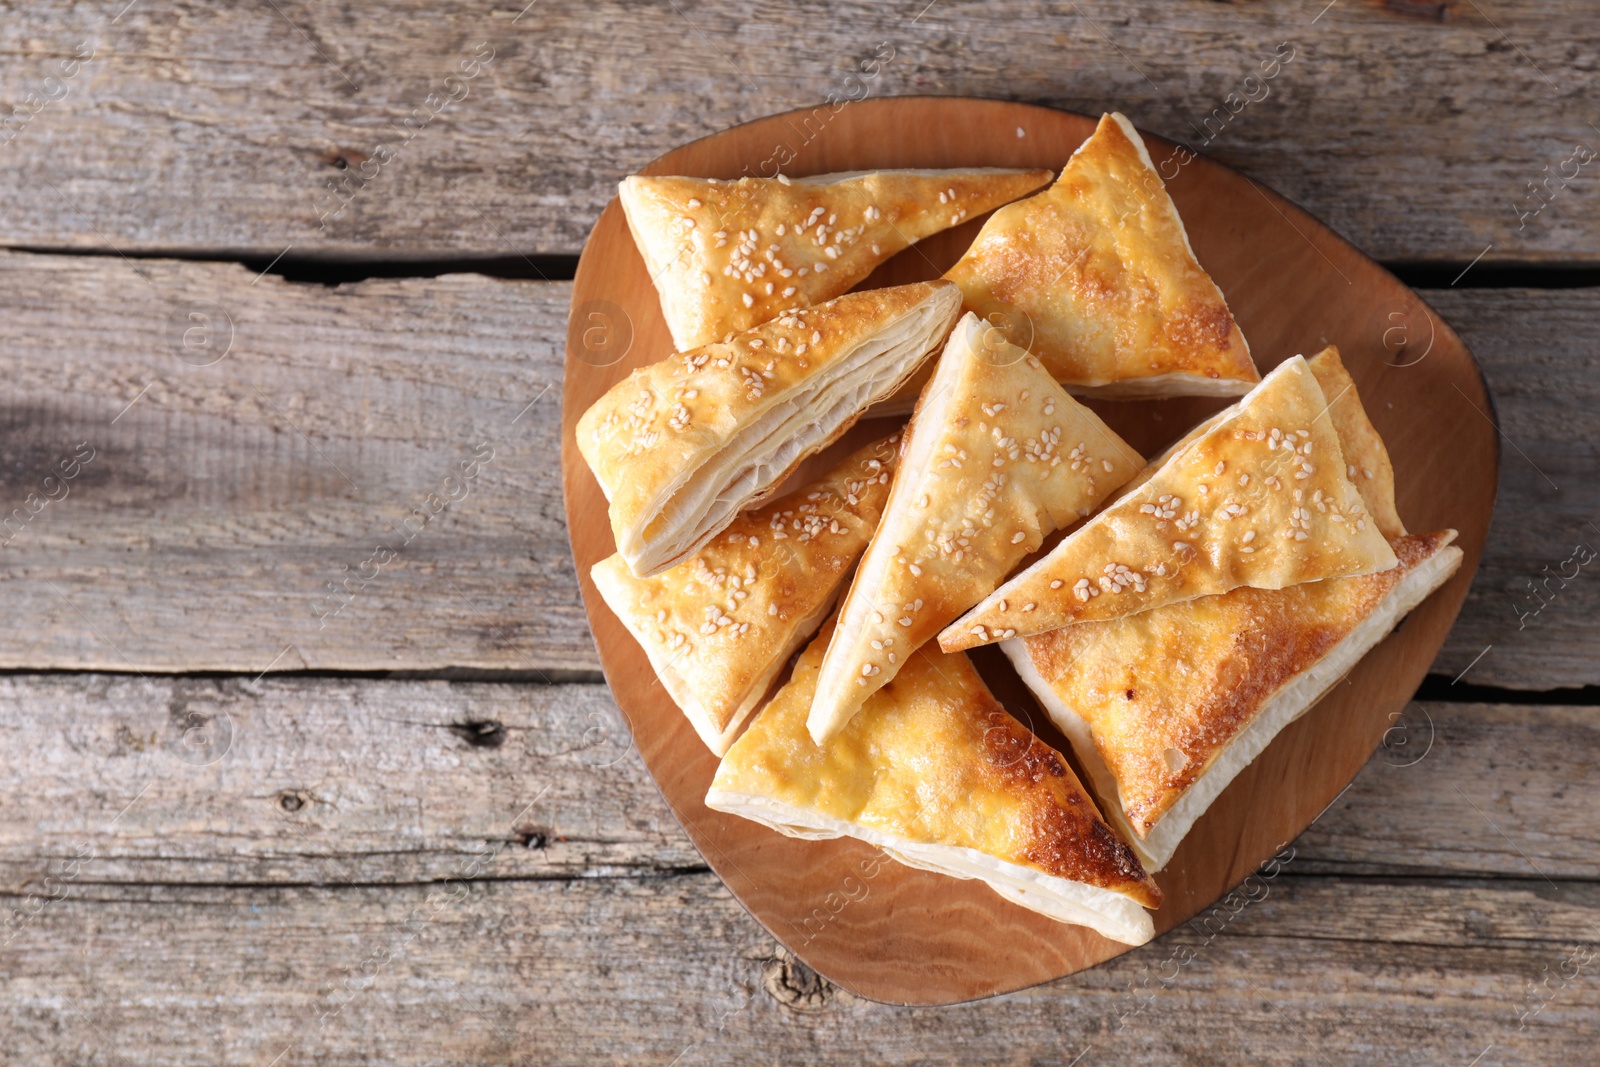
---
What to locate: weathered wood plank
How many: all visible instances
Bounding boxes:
[0,1,1596,262]
[0,253,1591,683]
[0,674,1589,885]
[1427,287,1600,689]
[0,252,592,672]
[1,873,1595,1065]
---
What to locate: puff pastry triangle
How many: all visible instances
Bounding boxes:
[708,618,1164,944]
[944,112,1258,398]
[1307,346,1405,539]
[578,280,961,577]
[1004,530,1461,871]
[941,355,1399,650]
[621,167,1052,351]
[808,312,1142,743]
[1108,345,1406,538]
[592,433,901,756]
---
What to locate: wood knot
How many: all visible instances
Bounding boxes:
[451,720,506,748]
[278,790,308,813]
[759,946,845,1013]
[321,146,369,170]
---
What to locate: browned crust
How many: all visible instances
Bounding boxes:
[968,683,1163,907]
[1023,531,1453,833]
[944,113,1256,390]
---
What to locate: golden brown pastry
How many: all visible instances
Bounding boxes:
[591,434,901,755]
[708,618,1164,944]
[941,355,1398,650]
[807,313,1142,743]
[621,168,1052,351]
[1307,346,1404,539]
[577,281,961,577]
[944,113,1258,398]
[1001,359,1454,870]
[1006,530,1461,870]
[1098,345,1405,534]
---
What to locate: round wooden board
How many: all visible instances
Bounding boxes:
[559,98,1498,1005]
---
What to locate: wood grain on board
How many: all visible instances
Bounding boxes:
[1,871,1595,1065]
[0,250,1591,686]
[0,678,1589,885]
[0,1,1594,262]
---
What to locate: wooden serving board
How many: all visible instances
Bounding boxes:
[559,98,1497,1005]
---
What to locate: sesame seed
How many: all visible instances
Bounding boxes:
[998,599,1008,612]
[1010,531,1026,544]
[687,197,702,208]
[1049,579,1064,589]
[768,603,778,616]
[741,293,754,308]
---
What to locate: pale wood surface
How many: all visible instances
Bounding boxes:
[0,1,1595,263]
[0,250,1588,688]
[0,679,1589,883]
[3,0,1598,1052]
[2,675,1595,1063]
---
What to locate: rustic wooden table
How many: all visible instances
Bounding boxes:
[2,2,1595,1063]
